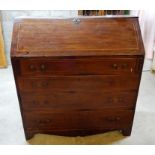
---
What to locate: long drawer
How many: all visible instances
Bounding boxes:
[17,75,139,92]
[23,110,134,130]
[20,91,137,110]
[19,57,137,76]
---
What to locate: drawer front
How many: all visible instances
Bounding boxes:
[23,110,134,130]
[19,58,137,76]
[17,75,139,92]
[21,91,137,110]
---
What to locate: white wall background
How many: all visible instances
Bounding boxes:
[0,10,78,64]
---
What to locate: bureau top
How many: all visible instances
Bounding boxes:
[11,17,145,58]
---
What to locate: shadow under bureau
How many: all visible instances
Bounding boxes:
[11,17,144,140]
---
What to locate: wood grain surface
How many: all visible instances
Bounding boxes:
[11,17,145,140]
[11,17,145,57]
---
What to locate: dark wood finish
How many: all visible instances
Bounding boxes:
[19,57,137,76]
[17,75,139,92]
[23,110,134,130]
[21,91,137,110]
[11,17,144,57]
[11,17,144,140]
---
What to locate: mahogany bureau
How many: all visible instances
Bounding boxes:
[11,17,144,140]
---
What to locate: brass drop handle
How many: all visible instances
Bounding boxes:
[40,64,46,71]
[41,81,48,87]
[32,100,48,105]
[31,81,48,88]
[29,64,36,71]
[106,117,120,122]
[112,64,118,69]
[116,117,120,121]
[122,64,128,69]
[108,97,123,103]
[37,119,52,125]
[31,82,36,88]
[32,100,37,105]
[118,97,123,102]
